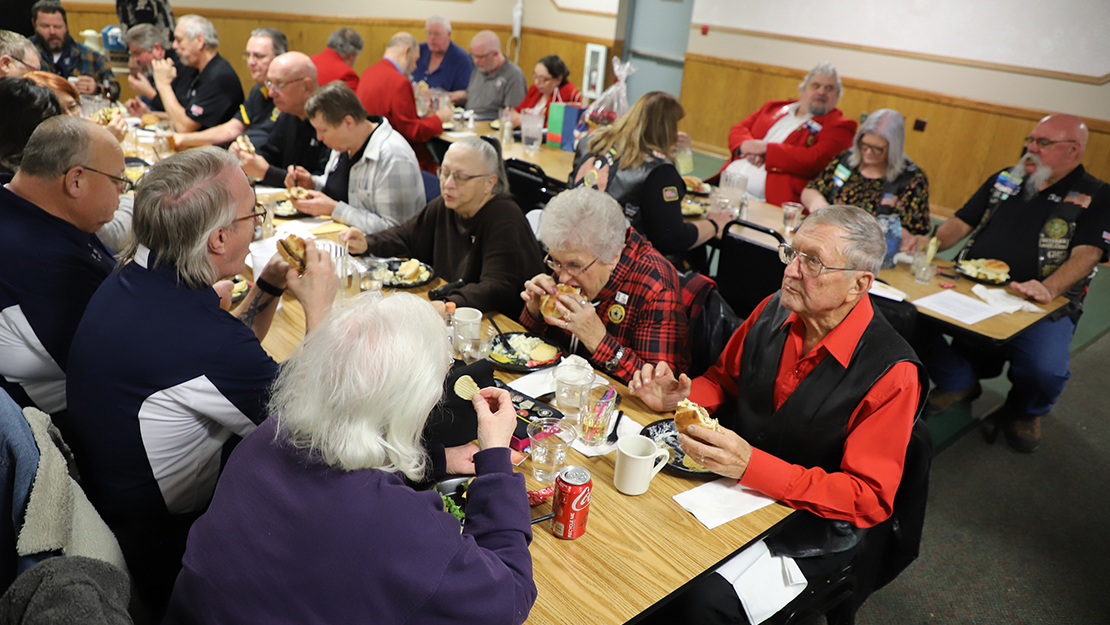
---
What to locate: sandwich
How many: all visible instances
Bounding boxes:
[285,186,310,200]
[140,113,160,127]
[674,399,718,435]
[396,258,422,281]
[958,258,1011,282]
[277,234,307,273]
[234,135,256,156]
[540,284,582,320]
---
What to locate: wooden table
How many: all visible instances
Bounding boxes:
[437,121,576,183]
[247,233,793,624]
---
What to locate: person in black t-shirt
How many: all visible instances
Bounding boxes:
[231,52,328,188]
[920,114,1110,453]
[153,14,243,132]
[122,24,196,117]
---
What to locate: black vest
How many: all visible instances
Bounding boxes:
[725,293,928,557]
[570,142,668,227]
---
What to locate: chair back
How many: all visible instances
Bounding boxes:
[504,159,567,214]
[421,170,441,204]
[710,220,786,319]
[678,272,740,378]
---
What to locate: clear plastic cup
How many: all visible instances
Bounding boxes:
[527,418,577,482]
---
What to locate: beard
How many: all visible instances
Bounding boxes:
[45,35,65,52]
[1011,152,1052,199]
[806,97,829,116]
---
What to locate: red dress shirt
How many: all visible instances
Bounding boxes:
[711,99,856,207]
[311,47,359,92]
[690,294,919,528]
[357,58,443,172]
[514,82,582,120]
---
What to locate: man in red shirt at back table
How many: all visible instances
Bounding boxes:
[311,27,362,92]
[630,205,926,624]
[357,32,452,172]
[712,62,856,207]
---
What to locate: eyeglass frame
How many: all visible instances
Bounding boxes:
[545,253,600,278]
[858,140,887,154]
[438,169,493,184]
[230,203,267,226]
[264,76,308,92]
[1023,135,1077,149]
[13,55,40,71]
[77,165,135,194]
[777,243,865,278]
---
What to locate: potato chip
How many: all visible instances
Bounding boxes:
[454,375,480,401]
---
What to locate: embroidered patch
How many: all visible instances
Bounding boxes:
[1044,218,1069,239]
[1064,191,1092,208]
[577,159,607,190]
[189,104,204,116]
[270,108,280,122]
[607,304,625,324]
[662,186,679,201]
[805,134,816,147]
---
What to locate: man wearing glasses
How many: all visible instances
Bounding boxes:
[631,205,926,624]
[0,30,41,77]
[231,51,329,188]
[464,30,526,120]
[152,14,243,132]
[0,117,122,420]
[920,114,1110,453]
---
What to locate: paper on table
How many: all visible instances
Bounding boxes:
[673,478,777,530]
[913,290,1001,325]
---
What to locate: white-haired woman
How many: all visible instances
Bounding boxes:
[163,292,536,624]
[520,187,690,384]
[801,108,930,251]
[340,136,544,316]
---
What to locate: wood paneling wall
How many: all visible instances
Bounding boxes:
[680,54,1110,212]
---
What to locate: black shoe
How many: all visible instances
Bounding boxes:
[925,381,982,416]
[1004,416,1041,453]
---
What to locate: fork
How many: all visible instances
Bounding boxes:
[605,410,624,445]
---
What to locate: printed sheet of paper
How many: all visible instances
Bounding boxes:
[913,290,1001,325]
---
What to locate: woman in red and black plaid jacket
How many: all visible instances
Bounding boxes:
[520,187,690,383]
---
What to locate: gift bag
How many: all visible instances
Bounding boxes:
[579,57,636,132]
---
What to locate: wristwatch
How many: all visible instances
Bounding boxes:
[604,346,626,373]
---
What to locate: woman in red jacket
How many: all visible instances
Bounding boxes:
[509,54,581,127]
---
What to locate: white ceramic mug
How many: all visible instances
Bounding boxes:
[614,435,670,496]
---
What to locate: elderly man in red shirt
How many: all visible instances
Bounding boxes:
[631,205,927,624]
[713,62,856,207]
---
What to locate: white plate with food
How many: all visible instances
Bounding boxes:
[682,197,709,217]
[956,258,1010,286]
[487,332,563,372]
[271,200,301,217]
[384,258,435,287]
[682,175,713,196]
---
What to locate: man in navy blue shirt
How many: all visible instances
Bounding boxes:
[0,116,122,420]
[412,15,473,105]
[66,146,338,617]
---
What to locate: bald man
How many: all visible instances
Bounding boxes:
[464,30,525,119]
[232,51,329,188]
[921,114,1110,453]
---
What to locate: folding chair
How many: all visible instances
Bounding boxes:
[708,220,787,319]
[504,158,567,214]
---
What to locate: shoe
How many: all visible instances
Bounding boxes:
[1004,416,1041,453]
[925,381,982,416]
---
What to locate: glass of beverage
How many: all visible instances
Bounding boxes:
[521,109,544,152]
[782,202,804,242]
[578,386,618,448]
[527,418,577,482]
[457,325,495,364]
[675,133,694,175]
[911,249,934,285]
[499,108,514,147]
[552,363,594,415]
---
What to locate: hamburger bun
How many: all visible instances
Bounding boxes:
[958,258,1011,282]
[234,134,256,155]
[140,113,160,127]
[285,186,310,200]
[540,284,582,320]
[277,235,307,273]
[674,399,718,435]
[397,258,422,281]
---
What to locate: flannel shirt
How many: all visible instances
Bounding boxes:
[311,118,425,235]
[520,228,691,383]
[33,35,120,100]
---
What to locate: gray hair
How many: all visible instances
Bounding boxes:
[799,61,842,97]
[124,147,239,288]
[177,15,219,49]
[19,115,94,179]
[327,27,363,57]
[0,30,37,60]
[387,32,417,51]
[450,137,509,196]
[539,187,627,262]
[799,205,885,275]
[847,109,907,182]
[124,24,168,51]
[270,291,451,479]
[426,15,452,32]
[250,28,288,56]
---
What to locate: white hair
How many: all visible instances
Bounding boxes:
[799,205,885,275]
[847,109,907,182]
[426,15,452,32]
[177,15,219,49]
[450,137,509,196]
[539,187,627,262]
[270,292,453,480]
[799,61,842,96]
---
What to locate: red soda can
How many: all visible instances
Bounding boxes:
[551,466,591,539]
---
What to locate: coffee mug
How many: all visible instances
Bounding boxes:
[614,435,670,496]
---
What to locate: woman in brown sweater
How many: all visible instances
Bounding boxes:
[340,137,544,316]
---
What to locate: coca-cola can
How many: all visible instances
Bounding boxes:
[551,466,591,539]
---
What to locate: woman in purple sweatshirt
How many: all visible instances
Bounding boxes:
[162,292,537,625]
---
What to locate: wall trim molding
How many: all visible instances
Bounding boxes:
[685,53,1110,133]
[548,0,618,19]
[693,24,1110,86]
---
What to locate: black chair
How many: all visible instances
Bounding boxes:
[678,271,741,378]
[708,220,786,319]
[504,158,566,214]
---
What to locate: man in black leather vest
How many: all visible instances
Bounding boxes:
[922,114,1110,453]
[632,206,927,624]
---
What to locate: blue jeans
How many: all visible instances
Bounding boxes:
[922,316,1075,417]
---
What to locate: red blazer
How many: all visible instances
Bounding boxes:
[357,58,443,171]
[311,47,359,92]
[514,81,582,120]
[715,99,856,206]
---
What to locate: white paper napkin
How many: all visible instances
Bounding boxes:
[570,414,641,457]
[672,478,777,530]
[716,539,808,625]
[971,284,1045,314]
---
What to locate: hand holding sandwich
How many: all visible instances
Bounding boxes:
[678,424,752,481]
[521,273,606,352]
[279,236,339,332]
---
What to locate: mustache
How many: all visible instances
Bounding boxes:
[1012,152,1051,198]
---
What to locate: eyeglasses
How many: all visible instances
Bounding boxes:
[545,253,599,277]
[1023,136,1077,149]
[264,76,306,92]
[13,56,40,71]
[859,142,887,154]
[231,203,267,226]
[438,169,492,184]
[778,244,864,278]
[79,166,134,194]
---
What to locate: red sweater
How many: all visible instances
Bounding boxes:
[357,58,443,171]
[311,47,359,92]
[690,294,918,528]
[714,99,856,206]
[514,81,582,120]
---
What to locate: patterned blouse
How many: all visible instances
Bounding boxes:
[807,150,932,235]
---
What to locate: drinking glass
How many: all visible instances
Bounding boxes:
[578,386,618,448]
[911,249,934,285]
[457,325,496,364]
[521,109,544,151]
[527,418,577,482]
[499,108,515,147]
[552,363,594,415]
[675,133,694,175]
[782,202,804,242]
